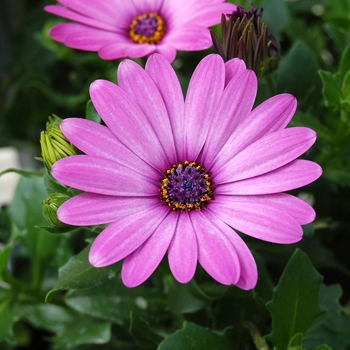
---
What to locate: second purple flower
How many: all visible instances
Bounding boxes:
[45,0,236,62]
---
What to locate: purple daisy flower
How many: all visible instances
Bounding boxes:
[44,0,236,62]
[51,54,322,289]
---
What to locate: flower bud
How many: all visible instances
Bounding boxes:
[41,193,70,226]
[37,115,76,169]
[211,2,279,76]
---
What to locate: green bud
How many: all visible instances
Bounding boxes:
[37,115,77,169]
[41,193,70,226]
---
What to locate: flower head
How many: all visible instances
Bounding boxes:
[37,115,77,169]
[44,0,236,62]
[211,2,279,75]
[51,54,322,289]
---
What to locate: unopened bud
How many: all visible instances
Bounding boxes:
[211,2,279,76]
[41,193,70,226]
[37,115,76,169]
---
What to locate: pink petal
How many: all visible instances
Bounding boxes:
[60,118,159,179]
[205,210,257,290]
[209,195,303,243]
[225,58,247,86]
[201,68,256,166]
[184,54,225,160]
[211,193,315,225]
[89,79,169,171]
[216,160,322,195]
[168,211,197,284]
[162,26,212,50]
[121,211,178,287]
[89,204,169,267]
[44,5,120,32]
[58,193,159,226]
[49,23,122,51]
[214,127,317,183]
[129,0,165,15]
[154,44,177,63]
[145,54,185,158]
[98,42,156,60]
[213,94,298,171]
[161,0,235,27]
[181,3,236,27]
[51,155,159,196]
[117,59,177,164]
[55,0,135,27]
[190,210,240,285]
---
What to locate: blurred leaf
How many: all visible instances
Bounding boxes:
[158,322,234,350]
[53,318,111,350]
[261,0,289,38]
[35,224,78,234]
[341,70,350,101]
[323,168,350,187]
[25,190,62,262]
[319,70,343,108]
[164,275,211,314]
[314,345,333,350]
[7,176,41,230]
[129,312,163,350]
[277,41,322,111]
[338,44,350,78]
[285,0,326,13]
[65,277,166,325]
[22,303,75,333]
[287,332,304,350]
[0,295,22,342]
[266,249,323,350]
[0,244,13,276]
[0,168,43,178]
[303,284,350,350]
[85,100,101,123]
[46,244,120,302]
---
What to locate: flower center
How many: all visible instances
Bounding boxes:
[129,13,166,44]
[160,161,213,211]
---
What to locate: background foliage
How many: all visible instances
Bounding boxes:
[1,0,350,349]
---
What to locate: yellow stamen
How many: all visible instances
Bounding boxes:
[129,13,166,44]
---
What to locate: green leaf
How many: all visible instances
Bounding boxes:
[277,41,322,111]
[158,322,234,350]
[314,345,333,350]
[338,44,350,78]
[341,70,350,101]
[303,284,350,350]
[43,170,75,197]
[0,295,22,342]
[0,168,43,178]
[45,244,120,302]
[0,244,13,277]
[53,318,111,349]
[86,99,101,123]
[261,0,289,37]
[266,249,323,350]
[65,277,166,325]
[22,303,75,333]
[287,333,304,350]
[164,275,211,314]
[7,176,62,266]
[25,193,62,262]
[319,70,343,108]
[35,224,78,235]
[129,312,163,350]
